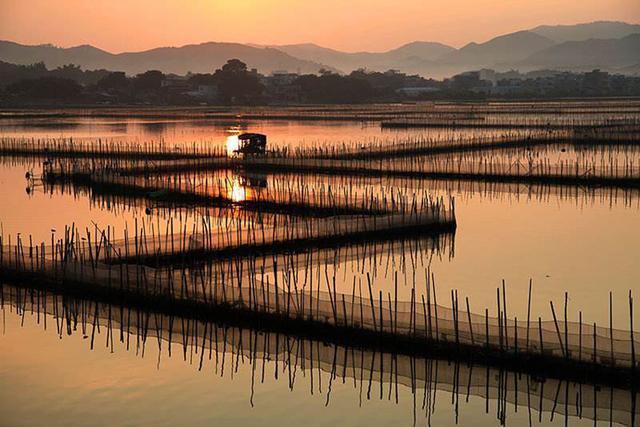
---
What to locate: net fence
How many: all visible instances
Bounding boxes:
[1,234,637,370]
[2,285,638,427]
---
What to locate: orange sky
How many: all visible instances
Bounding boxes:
[1,0,639,52]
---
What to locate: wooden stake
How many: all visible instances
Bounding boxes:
[466,297,474,345]
[526,279,532,351]
[550,301,565,357]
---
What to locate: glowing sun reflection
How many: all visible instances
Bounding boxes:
[226,135,239,157]
[229,178,246,203]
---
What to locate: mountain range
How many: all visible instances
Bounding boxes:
[0,41,331,76]
[1,21,639,79]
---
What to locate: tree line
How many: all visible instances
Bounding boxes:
[1,59,639,106]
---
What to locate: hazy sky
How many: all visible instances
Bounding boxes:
[1,0,639,52]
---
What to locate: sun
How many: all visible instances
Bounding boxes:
[226,134,240,157]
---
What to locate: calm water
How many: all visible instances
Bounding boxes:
[0,116,536,151]
[0,114,638,426]
[2,297,621,427]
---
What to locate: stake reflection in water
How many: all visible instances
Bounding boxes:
[1,283,638,427]
[1,101,640,426]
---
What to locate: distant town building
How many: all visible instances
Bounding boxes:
[395,87,441,97]
[262,71,302,102]
[161,75,189,89]
[187,84,219,101]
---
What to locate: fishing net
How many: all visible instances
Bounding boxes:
[3,285,638,426]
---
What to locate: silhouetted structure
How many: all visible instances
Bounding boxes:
[234,133,267,156]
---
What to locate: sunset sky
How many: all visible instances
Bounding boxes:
[1,0,639,52]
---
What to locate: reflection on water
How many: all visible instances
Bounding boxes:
[0,116,518,153]
[226,134,240,157]
[229,177,246,202]
[1,158,639,327]
[1,285,637,427]
[1,112,640,426]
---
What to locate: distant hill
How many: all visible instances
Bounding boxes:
[385,41,456,60]
[530,21,640,43]
[271,24,640,77]
[0,41,112,69]
[438,31,556,68]
[520,33,640,70]
[1,21,639,79]
[616,63,640,76]
[0,40,332,75]
[270,42,454,73]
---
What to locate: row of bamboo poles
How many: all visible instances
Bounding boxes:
[41,158,454,219]
[0,219,637,372]
[1,123,638,162]
[2,283,638,426]
[0,136,226,160]
[2,99,639,121]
